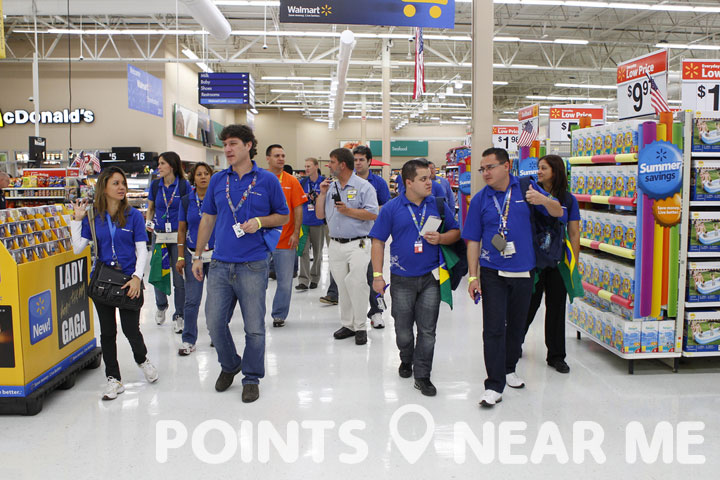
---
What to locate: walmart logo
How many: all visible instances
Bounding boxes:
[321,4,332,16]
[28,290,53,345]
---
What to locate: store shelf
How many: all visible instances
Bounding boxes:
[690,152,720,158]
[690,201,720,207]
[582,281,633,309]
[685,301,720,308]
[573,194,636,207]
[568,153,638,165]
[580,237,636,260]
[5,196,66,200]
[682,350,720,357]
[5,187,67,190]
[687,251,720,258]
[569,322,681,360]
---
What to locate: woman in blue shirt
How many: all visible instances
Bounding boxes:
[523,154,581,374]
[146,151,192,333]
[70,166,158,401]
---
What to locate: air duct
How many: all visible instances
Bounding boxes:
[329,30,356,129]
[179,0,231,41]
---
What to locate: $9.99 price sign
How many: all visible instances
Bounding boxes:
[682,60,720,113]
[617,50,668,120]
[492,126,519,152]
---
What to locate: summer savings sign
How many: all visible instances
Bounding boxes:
[617,50,668,120]
[548,106,605,142]
[638,141,683,226]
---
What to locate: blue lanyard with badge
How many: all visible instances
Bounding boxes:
[226,172,258,238]
[491,189,515,257]
[105,213,122,269]
[157,181,179,233]
[407,204,427,254]
[306,177,321,211]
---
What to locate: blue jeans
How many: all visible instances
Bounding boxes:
[270,248,296,320]
[480,267,533,393]
[153,239,185,320]
[206,259,269,385]
[390,273,440,379]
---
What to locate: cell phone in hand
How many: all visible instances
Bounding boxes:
[473,290,482,304]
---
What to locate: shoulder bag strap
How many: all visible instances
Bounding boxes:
[87,205,99,263]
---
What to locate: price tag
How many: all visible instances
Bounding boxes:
[681,60,720,112]
[617,50,668,120]
[492,126,519,151]
[549,106,605,142]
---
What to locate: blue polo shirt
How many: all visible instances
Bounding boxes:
[370,194,459,277]
[396,174,446,200]
[566,193,580,222]
[436,176,456,211]
[300,174,326,227]
[179,190,215,251]
[462,175,566,272]
[81,207,146,276]
[202,162,289,263]
[324,173,379,238]
[148,177,191,231]
[364,172,391,206]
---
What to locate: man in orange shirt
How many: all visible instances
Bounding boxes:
[266,144,308,327]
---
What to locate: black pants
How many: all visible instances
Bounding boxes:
[480,267,533,393]
[525,266,567,363]
[94,301,148,381]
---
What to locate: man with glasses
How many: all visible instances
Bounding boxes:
[462,147,565,408]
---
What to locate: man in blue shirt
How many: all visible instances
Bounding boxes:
[192,124,289,403]
[353,145,391,329]
[429,161,456,213]
[370,159,460,396]
[462,147,564,408]
[297,157,326,291]
[316,147,379,345]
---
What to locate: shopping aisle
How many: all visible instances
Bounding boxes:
[1,257,718,478]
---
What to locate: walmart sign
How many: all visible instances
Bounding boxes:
[280,0,455,29]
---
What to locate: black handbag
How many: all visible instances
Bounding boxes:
[86,207,144,311]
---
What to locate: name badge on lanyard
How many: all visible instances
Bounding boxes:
[492,189,513,257]
[408,204,427,254]
[414,239,423,254]
[226,172,258,239]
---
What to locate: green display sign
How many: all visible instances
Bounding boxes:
[369,140,428,157]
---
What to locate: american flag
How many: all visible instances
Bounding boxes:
[72,150,101,173]
[646,73,670,114]
[517,120,537,147]
[413,27,425,100]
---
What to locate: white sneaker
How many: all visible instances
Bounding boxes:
[155,309,167,325]
[506,372,525,389]
[139,359,159,383]
[173,316,184,334]
[370,313,385,329]
[102,377,125,401]
[479,389,503,407]
[178,342,196,356]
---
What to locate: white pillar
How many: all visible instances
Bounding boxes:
[382,39,391,182]
[471,0,494,193]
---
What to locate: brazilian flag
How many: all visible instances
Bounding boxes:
[149,243,172,295]
[439,244,460,309]
[296,225,309,257]
[558,231,584,303]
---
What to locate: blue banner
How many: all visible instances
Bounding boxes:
[128,65,164,117]
[280,0,455,29]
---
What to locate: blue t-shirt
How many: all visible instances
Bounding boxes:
[148,177,192,231]
[461,175,566,272]
[370,194,459,277]
[202,162,289,263]
[179,190,215,251]
[396,174,446,200]
[365,172,391,206]
[301,174,326,227]
[81,207,147,276]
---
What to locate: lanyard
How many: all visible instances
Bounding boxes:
[407,203,427,238]
[158,180,179,221]
[105,213,119,265]
[193,189,203,211]
[226,171,258,224]
[492,189,512,237]
[306,176,321,194]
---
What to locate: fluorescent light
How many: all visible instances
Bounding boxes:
[214,1,280,5]
[493,36,520,42]
[656,43,720,51]
[182,48,199,60]
[499,118,518,122]
[493,81,509,86]
[440,120,468,125]
[554,39,589,45]
[196,62,213,73]
[526,94,612,101]
[555,82,616,90]
[502,111,517,114]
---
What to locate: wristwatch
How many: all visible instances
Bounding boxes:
[192,255,202,261]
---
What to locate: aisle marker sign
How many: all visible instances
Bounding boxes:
[682,59,720,113]
[517,104,540,147]
[617,49,668,120]
[492,125,519,152]
[548,106,605,142]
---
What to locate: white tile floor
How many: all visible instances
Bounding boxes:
[3,256,720,478]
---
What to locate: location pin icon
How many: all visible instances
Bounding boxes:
[389,404,435,464]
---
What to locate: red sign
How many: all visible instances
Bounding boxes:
[617,50,667,84]
[683,60,720,81]
[23,168,80,177]
[492,126,519,135]
[549,107,605,120]
[518,104,539,121]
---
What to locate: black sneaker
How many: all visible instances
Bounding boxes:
[399,362,412,378]
[242,384,260,403]
[295,284,308,291]
[355,330,367,345]
[548,359,570,374]
[215,369,240,392]
[309,282,318,289]
[319,295,339,305]
[414,378,437,396]
[333,327,355,339]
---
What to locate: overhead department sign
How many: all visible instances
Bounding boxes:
[279,0,455,29]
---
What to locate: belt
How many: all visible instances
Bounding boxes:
[330,236,368,244]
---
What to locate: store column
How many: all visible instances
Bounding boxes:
[471,0,494,194]
[382,38,391,181]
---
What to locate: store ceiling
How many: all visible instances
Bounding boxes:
[3,0,720,129]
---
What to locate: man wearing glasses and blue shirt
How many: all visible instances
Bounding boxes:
[462,147,565,408]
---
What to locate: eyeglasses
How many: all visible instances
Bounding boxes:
[478,163,502,173]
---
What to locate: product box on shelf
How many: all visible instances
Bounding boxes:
[687,262,720,302]
[691,160,720,201]
[683,311,720,352]
[692,117,720,154]
[689,211,720,253]
[0,206,71,264]
[641,321,659,353]
[657,320,675,353]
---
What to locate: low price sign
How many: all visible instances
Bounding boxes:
[617,50,668,120]
[682,60,720,112]
[492,125,519,152]
[548,106,605,142]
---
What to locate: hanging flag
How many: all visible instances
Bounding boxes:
[88,150,102,173]
[646,72,670,114]
[296,224,309,257]
[558,231,584,303]
[72,151,89,171]
[438,244,460,309]
[148,243,172,295]
[413,27,425,100]
[517,120,537,147]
